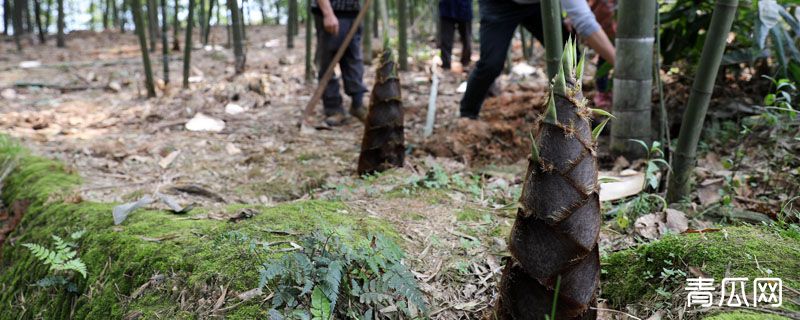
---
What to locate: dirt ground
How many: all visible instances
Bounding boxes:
[0,25,559,319]
[3,25,796,319]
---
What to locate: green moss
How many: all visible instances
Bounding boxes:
[703,311,790,320]
[456,208,484,222]
[602,226,800,312]
[0,136,397,319]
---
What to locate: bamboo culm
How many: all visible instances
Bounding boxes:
[540,0,562,78]
[131,0,157,97]
[182,0,195,88]
[160,0,170,83]
[228,0,245,73]
[609,0,656,159]
[667,0,739,203]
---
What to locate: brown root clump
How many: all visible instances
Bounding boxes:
[357,50,404,175]
[424,89,547,166]
[495,42,600,319]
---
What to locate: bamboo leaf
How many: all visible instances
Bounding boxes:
[553,65,567,95]
[545,91,558,124]
[592,118,610,140]
[590,108,616,119]
[529,131,540,162]
[576,47,587,81]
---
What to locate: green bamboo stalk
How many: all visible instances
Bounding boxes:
[147,0,158,51]
[287,0,296,48]
[228,0,245,73]
[609,0,656,159]
[172,0,180,51]
[56,0,64,46]
[198,0,205,43]
[540,0,562,78]
[13,0,23,51]
[397,0,407,70]
[160,0,169,84]
[363,0,372,65]
[131,0,157,97]
[182,0,194,88]
[304,0,312,82]
[33,0,45,43]
[667,0,739,203]
[204,0,215,44]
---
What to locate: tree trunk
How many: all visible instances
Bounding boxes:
[23,0,32,33]
[358,49,404,175]
[377,0,388,43]
[131,0,157,97]
[103,0,110,29]
[609,0,656,159]
[172,0,180,50]
[273,0,279,24]
[3,0,9,35]
[239,0,246,41]
[56,0,64,46]
[12,0,23,50]
[33,0,45,43]
[363,0,372,65]
[286,0,295,48]
[198,0,205,43]
[397,0,407,71]
[120,0,128,32]
[228,0,245,73]
[495,40,600,320]
[160,0,169,84]
[111,0,119,27]
[304,0,312,82]
[372,0,378,38]
[203,0,214,44]
[540,0,562,78]
[258,0,265,24]
[44,0,52,30]
[183,0,195,88]
[667,0,739,203]
[147,0,158,51]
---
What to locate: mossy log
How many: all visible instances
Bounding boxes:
[0,136,396,319]
[357,49,405,175]
[603,226,800,314]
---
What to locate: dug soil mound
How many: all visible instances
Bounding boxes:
[423,88,547,166]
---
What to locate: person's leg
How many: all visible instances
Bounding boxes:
[458,19,472,67]
[314,13,345,117]
[337,16,368,119]
[440,17,456,70]
[459,0,525,119]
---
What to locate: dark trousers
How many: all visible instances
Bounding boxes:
[440,16,472,69]
[314,13,367,116]
[460,0,565,119]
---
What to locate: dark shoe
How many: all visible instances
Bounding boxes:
[350,105,368,123]
[324,113,348,127]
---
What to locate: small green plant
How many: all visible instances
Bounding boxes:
[610,140,670,229]
[258,232,426,319]
[23,230,88,292]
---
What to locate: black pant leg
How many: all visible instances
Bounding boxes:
[457,20,472,66]
[440,17,456,69]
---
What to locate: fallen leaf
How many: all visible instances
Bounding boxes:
[664,209,689,234]
[155,192,193,214]
[158,150,180,169]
